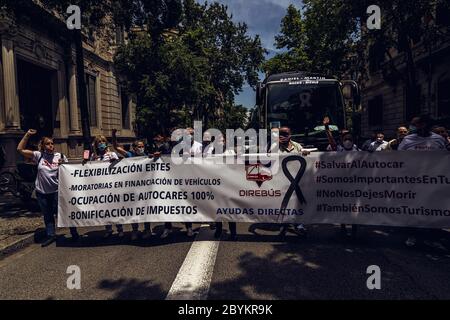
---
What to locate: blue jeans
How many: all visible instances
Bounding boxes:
[36,192,58,237]
[36,192,78,237]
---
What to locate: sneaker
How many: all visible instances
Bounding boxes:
[71,233,80,242]
[187,228,194,237]
[406,237,417,247]
[160,228,171,239]
[41,235,57,247]
[118,231,125,238]
[142,230,152,240]
[131,231,139,241]
[103,231,113,239]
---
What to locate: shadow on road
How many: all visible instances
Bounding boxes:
[207,225,450,299]
[97,278,166,300]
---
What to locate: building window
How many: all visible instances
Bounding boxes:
[405,85,421,121]
[121,89,130,129]
[85,74,97,127]
[436,3,450,27]
[368,95,383,127]
[368,41,385,74]
[438,79,450,118]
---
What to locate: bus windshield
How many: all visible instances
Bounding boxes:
[266,82,345,135]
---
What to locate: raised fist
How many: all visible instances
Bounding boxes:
[27,129,37,136]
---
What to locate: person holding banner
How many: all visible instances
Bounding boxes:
[399,115,446,151]
[399,115,447,246]
[386,126,408,151]
[112,129,152,241]
[160,128,194,239]
[324,116,359,238]
[205,134,238,240]
[368,131,389,152]
[432,126,450,149]
[91,135,123,239]
[274,126,310,238]
[17,129,79,247]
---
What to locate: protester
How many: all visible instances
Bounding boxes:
[398,115,446,151]
[271,126,310,238]
[112,129,152,240]
[398,115,446,246]
[151,133,171,156]
[368,131,388,152]
[160,128,195,239]
[204,133,238,240]
[432,126,450,148]
[187,127,203,156]
[324,116,359,237]
[325,126,360,153]
[386,126,408,150]
[91,135,123,238]
[361,131,377,151]
[17,129,79,246]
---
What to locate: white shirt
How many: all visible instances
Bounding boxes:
[190,140,203,156]
[398,133,446,151]
[369,140,389,152]
[33,151,67,194]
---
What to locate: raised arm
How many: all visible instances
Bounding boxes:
[17,129,37,159]
[111,129,128,157]
[323,116,337,151]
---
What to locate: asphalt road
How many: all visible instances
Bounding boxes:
[1,223,450,300]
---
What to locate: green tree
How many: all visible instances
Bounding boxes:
[263,5,311,75]
[115,0,265,136]
[264,2,359,77]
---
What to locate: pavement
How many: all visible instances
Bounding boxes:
[0,194,45,256]
[1,222,450,300]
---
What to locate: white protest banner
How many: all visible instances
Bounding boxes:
[58,151,450,228]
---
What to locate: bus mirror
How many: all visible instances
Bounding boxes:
[342,84,353,100]
[256,83,263,106]
[341,80,361,110]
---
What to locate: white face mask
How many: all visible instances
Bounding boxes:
[136,147,145,155]
[343,140,353,150]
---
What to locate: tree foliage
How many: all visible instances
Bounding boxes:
[115,0,265,136]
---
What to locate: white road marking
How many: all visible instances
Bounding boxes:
[166,224,219,300]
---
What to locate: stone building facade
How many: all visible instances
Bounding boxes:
[0,4,136,170]
[360,18,450,138]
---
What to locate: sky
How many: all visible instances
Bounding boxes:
[196,0,303,109]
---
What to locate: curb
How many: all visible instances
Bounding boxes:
[0,229,46,259]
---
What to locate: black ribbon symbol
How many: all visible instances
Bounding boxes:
[280,155,307,211]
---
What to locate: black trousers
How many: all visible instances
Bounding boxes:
[216,222,236,235]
